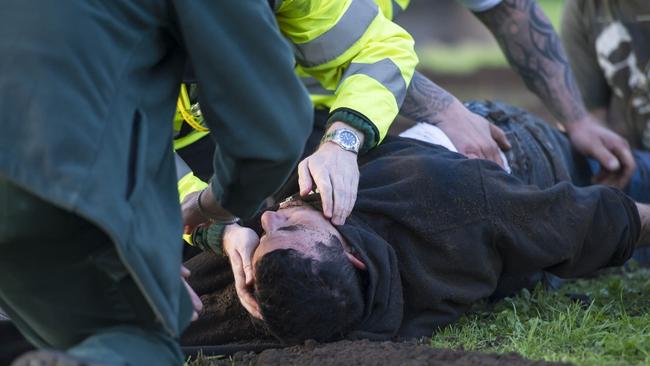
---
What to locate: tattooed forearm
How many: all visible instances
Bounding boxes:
[400,71,454,124]
[475,0,586,123]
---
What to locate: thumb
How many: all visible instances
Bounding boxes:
[590,143,621,172]
[298,160,313,196]
[241,247,255,286]
[490,124,511,151]
[180,265,191,278]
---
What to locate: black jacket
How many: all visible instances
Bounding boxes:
[343,137,639,339]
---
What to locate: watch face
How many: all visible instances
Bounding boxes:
[338,130,358,148]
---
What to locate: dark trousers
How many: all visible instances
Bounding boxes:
[0,179,184,365]
[466,101,650,297]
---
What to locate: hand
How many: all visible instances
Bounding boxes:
[436,103,511,168]
[181,265,203,321]
[565,116,635,188]
[298,141,359,225]
[222,224,262,319]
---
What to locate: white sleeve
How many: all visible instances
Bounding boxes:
[456,0,502,12]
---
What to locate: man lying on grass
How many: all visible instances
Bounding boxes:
[189,101,650,343]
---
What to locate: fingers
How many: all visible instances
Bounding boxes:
[463,140,503,168]
[594,146,635,188]
[298,159,313,196]
[301,146,359,224]
[439,115,506,168]
[180,265,191,278]
[300,157,334,218]
[490,124,511,151]
[239,289,263,320]
[229,250,262,319]
[330,164,358,225]
[182,278,202,321]
[477,124,505,168]
[241,245,256,286]
[481,142,505,169]
[310,165,334,219]
[611,142,636,187]
[590,141,621,173]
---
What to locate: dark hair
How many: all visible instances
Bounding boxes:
[253,236,364,343]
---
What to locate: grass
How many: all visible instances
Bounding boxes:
[430,265,650,365]
[417,0,566,74]
[187,267,650,366]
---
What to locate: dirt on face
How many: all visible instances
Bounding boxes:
[205,339,572,366]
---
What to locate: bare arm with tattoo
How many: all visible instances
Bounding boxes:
[474,0,635,187]
[400,71,510,167]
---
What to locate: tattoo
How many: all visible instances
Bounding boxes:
[400,71,454,124]
[475,0,586,123]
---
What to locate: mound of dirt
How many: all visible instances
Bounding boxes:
[206,339,572,366]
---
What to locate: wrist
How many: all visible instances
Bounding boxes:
[197,188,240,224]
[327,109,377,153]
[192,222,238,255]
[436,98,467,123]
[320,122,364,154]
[562,112,594,135]
[222,223,240,244]
[326,122,365,145]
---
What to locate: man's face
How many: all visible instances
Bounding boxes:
[252,199,341,269]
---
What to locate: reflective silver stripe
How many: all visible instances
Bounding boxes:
[293,0,379,68]
[301,76,334,95]
[175,153,192,181]
[392,0,402,18]
[339,58,407,105]
[273,0,283,11]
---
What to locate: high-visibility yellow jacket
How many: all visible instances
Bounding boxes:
[176,0,416,204]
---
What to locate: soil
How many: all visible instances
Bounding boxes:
[203,339,573,366]
[182,252,573,366]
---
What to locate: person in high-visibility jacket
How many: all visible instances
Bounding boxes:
[179,0,418,239]
[305,0,639,191]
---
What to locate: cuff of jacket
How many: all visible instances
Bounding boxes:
[191,223,227,256]
[327,108,379,154]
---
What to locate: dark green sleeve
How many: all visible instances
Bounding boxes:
[560,0,611,110]
[172,0,312,219]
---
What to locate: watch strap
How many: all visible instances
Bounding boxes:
[327,109,378,154]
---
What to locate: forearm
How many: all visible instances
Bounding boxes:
[475,0,588,125]
[399,70,454,124]
[325,121,365,148]
[588,107,609,126]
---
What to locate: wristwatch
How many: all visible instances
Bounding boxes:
[321,128,361,154]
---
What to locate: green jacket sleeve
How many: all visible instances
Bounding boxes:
[172,0,312,219]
